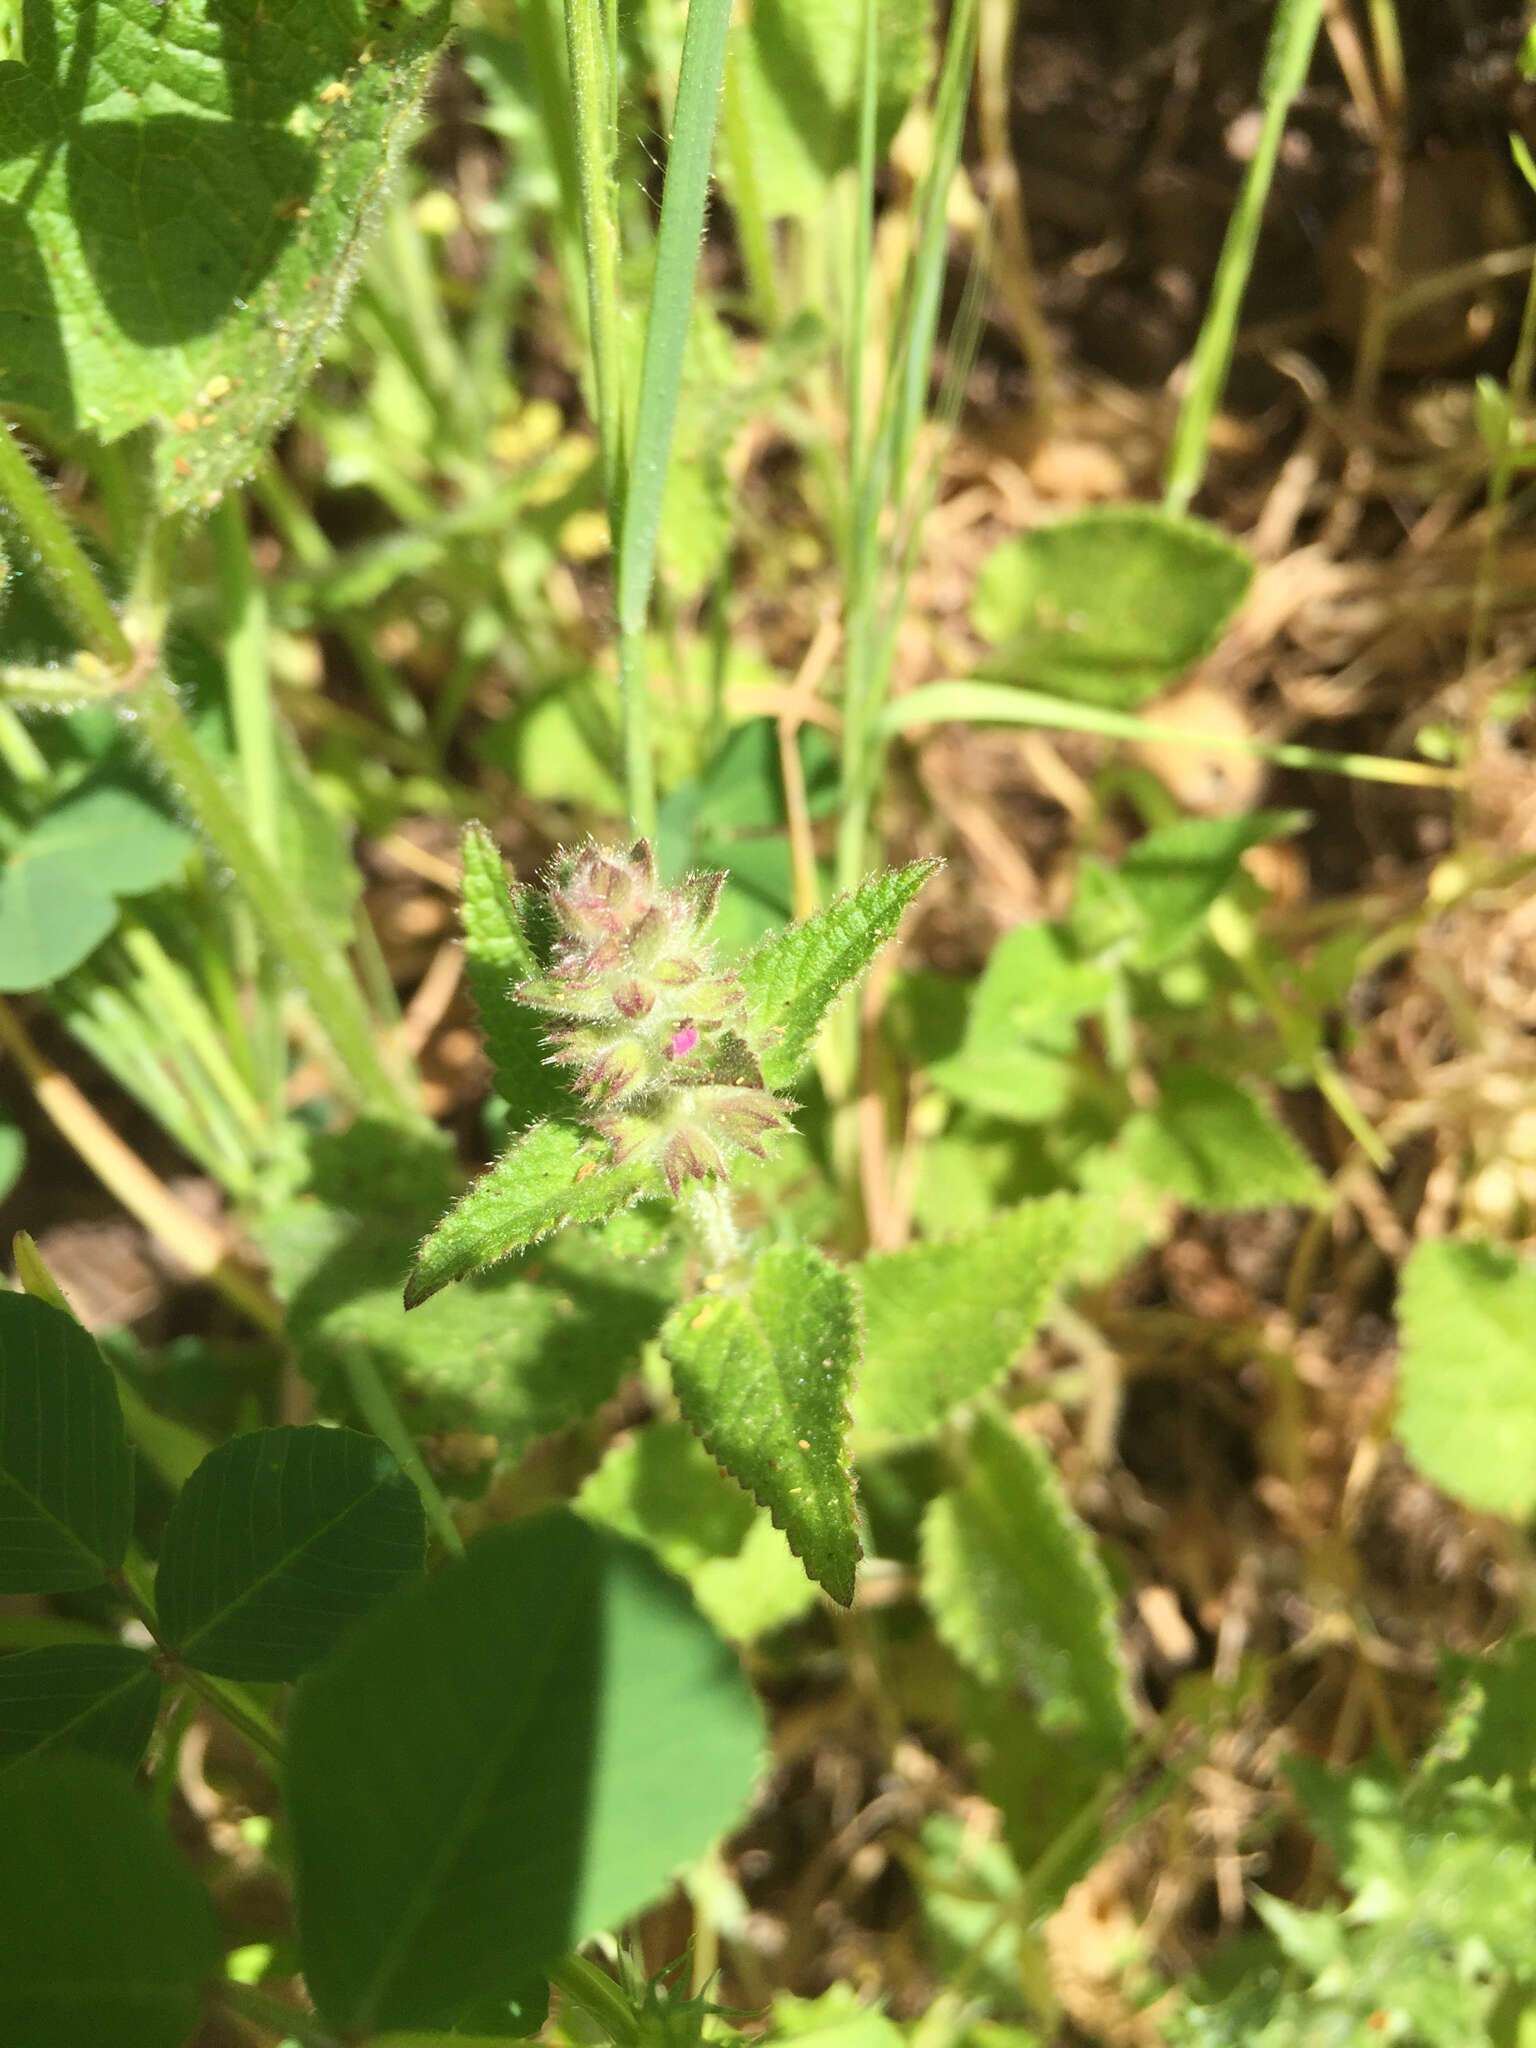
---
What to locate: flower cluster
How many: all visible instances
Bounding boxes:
[516,840,793,1194]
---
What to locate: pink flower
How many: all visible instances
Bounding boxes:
[668,1023,700,1059]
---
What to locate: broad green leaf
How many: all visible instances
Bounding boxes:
[1072,811,1302,969]
[1396,1238,1536,1521]
[927,923,1108,1123]
[741,860,939,1088]
[405,1122,657,1308]
[0,1294,133,1593]
[726,0,935,220]
[289,1513,764,2034]
[1083,1068,1326,1213]
[854,1199,1082,1442]
[972,506,1253,709]
[0,1753,221,2048]
[578,1419,818,1640]
[0,778,194,992]
[662,1245,862,1606]
[0,0,451,507]
[922,1405,1132,1762]
[459,823,578,1129]
[156,1424,425,1681]
[772,1988,910,2048]
[0,1644,160,1774]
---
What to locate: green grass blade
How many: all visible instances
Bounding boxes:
[1163,0,1324,512]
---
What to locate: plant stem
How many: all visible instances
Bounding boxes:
[1163,0,1325,513]
[217,1979,340,2048]
[181,1667,285,1767]
[564,0,627,524]
[135,664,410,1118]
[339,1349,465,1558]
[212,495,281,863]
[0,416,132,666]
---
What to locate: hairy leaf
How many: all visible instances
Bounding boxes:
[459,824,578,1129]
[156,1425,425,1681]
[926,923,1107,1124]
[0,1753,221,2048]
[922,1405,1132,1762]
[855,1199,1082,1441]
[289,1513,764,2033]
[1395,1237,1536,1521]
[405,1122,656,1308]
[973,506,1253,709]
[662,1244,862,1605]
[0,0,451,506]
[741,860,939,1088]
[0,1295,133,1594]
[0,1644,160,1774]
[1086,1068,1326,1213]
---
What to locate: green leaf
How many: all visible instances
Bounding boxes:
[1088,1068,1326,1212]
[0,778,194,993]
[726,0,935,220]
[155,1424,425,1681]
[0,1645,160,1774]
[972,506,1253,709]
[921,1405,1132,1761]
[1072,811,1302,969]
[0,1753,221,2048]
[0,0,451,507]
[927,924,1109,1124]
[662,1244,862,1606]
[0,1294,133,1593]
[741,860,939,1088]
[459,824,579,1129]
[0,1120,23,1205]
[854,1199,1083,1442]
[1395,1238,1536,1521]
[288,1513,764,2034]
[405,1122,657,1308]
[578,1419,819,1641]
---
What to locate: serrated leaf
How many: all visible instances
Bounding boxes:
[405,1123,656,1308]
[927,924,1108,1124]
[0,1753,221,2048]
[0,1644,160,1774]
[973,506,1253,709]
[459,824,579,1129]
[854,1199,1082,1442]
[0,1294,133,1593]
[1396,1238,1536,1521]
[0,0,450,507]
[662,1245,862,1606]
[289,1513,764,2033]
[155,1425,425,1681]
[922,1405,1132,1761]
[0,777,194,992]
[741,860,939,1088]
[1089,1068,1326,1212]
[726,0,934,220]
[578,1419,818,1641]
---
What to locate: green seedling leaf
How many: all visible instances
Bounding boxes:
[579,1419,819,1641]
[459,824,579,1129]
[289,1513,764,2034]
[922,1405,1132,1762]
[1396,1238,1536,1521]
[727,0,935,219]
[972,506,1253,709]
[741,860,939,1088]
[0,0,451,507]
[0,1294,133,1593]
[662,1244,862,1606]
[1072,810,1303,969]
[0,778,194,993]
[0,1644,160,1775]
[854,1199,1083,1442]
[405,1122,655,1307]
[0,1753,221,2048]
[1087,1068,1326,1213]
[928,923,1109,1124]
[156,1425,425,1681]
